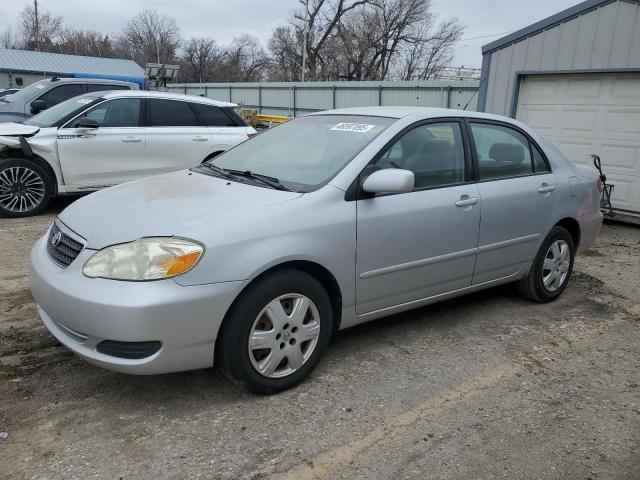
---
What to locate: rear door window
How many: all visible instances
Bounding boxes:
[147,99,200,127]
[192,103,237,127]
[470,122,534,180]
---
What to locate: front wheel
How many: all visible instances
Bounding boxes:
[0,158,53,217]
[516,226,575,302]
[217,269,334,394]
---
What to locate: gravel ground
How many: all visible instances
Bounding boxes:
[0,198,639,480]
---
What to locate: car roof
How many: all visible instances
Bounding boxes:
[36,77,134,86]
[309,106,515,123]
[101,90,237,108]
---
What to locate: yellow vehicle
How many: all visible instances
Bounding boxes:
[236,107,290,130]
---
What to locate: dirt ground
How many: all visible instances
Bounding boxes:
[1,198,639,480]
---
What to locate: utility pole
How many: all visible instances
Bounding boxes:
[34,0,39,51]
[301,0,309,82]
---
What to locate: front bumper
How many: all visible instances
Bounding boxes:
[29,234,244,375]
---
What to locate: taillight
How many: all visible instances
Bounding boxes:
[597,177,604,192]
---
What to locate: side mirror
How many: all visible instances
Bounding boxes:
[76,118,99,129]
[30,100,47,114]
[362,168,414,194]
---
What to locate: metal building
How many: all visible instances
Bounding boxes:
[478,0,640,219]
[0,49,144,89]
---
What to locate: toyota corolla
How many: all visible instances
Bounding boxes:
[29,107,603,394]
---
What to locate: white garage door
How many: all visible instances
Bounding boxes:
[516,73,640,214]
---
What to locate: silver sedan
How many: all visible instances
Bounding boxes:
[29,107,603,394]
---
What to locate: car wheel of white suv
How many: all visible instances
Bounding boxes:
[217,269,334,394]
[0,158,53,218]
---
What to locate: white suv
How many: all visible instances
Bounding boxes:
[0,91,257,217]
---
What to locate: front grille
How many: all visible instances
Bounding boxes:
[97,340,162,359]
[46,223,84,267]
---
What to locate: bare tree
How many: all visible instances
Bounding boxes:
[0,28,19,49]
[18,3,63,52]
[120,10,180,65]
[269,0,463,81]
[268,26,303,81]
[339,0,459,80]
[294,0,374,80]
[222,34,269,82]
[180,37,220,83]
[58,29,115,57]
[395,17,463,80]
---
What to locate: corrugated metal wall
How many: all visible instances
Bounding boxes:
[482,0,640,116]
[158,79,480,116]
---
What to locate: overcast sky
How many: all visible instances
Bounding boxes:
[2,0,581,68]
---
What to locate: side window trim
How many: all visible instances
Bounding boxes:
[464,117,553,183]
[139,97,147,128]
[188,101,208,127]
[529,141,551,173]
[348,117,472,201]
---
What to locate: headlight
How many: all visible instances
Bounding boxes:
[83,238,203,281]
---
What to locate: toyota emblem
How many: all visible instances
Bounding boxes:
[51,231,62,248]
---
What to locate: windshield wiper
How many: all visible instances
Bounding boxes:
[223,169,290,191]
[197,162,238,180]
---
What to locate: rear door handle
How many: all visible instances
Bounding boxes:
[538,184,556,193]
[122,136,141,143]
[455,196,479,207]
[192,136,208,142]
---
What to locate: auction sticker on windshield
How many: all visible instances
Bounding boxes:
[330,123,375,133]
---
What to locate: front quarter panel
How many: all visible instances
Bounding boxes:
[174,186,357,326]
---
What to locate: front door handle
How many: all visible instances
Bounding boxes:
[122,136,141,143]
[538,184,556,194]
[455,196,479,207]
[191,136,208,142]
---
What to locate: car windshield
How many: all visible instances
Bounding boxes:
[0,80,51,103]
[209,115,394,191]
[23,95,101,127]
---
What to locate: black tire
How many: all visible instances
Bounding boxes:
[0,158,53,218]
[516,226,575,303]
[217,269,334,395]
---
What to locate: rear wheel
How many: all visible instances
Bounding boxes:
[217,269,333,394]
[0,158,53,217]
[516,226,575,302]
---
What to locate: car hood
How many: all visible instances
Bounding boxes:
[59,170,303,249]
[0,102,20,112]
[0,122,39,136]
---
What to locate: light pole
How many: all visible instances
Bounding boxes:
[301,0,309,82]
[34,0,39,51]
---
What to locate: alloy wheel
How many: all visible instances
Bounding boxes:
[542,239,570,292]
[0,166,46,213]
[248,293,321,378]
